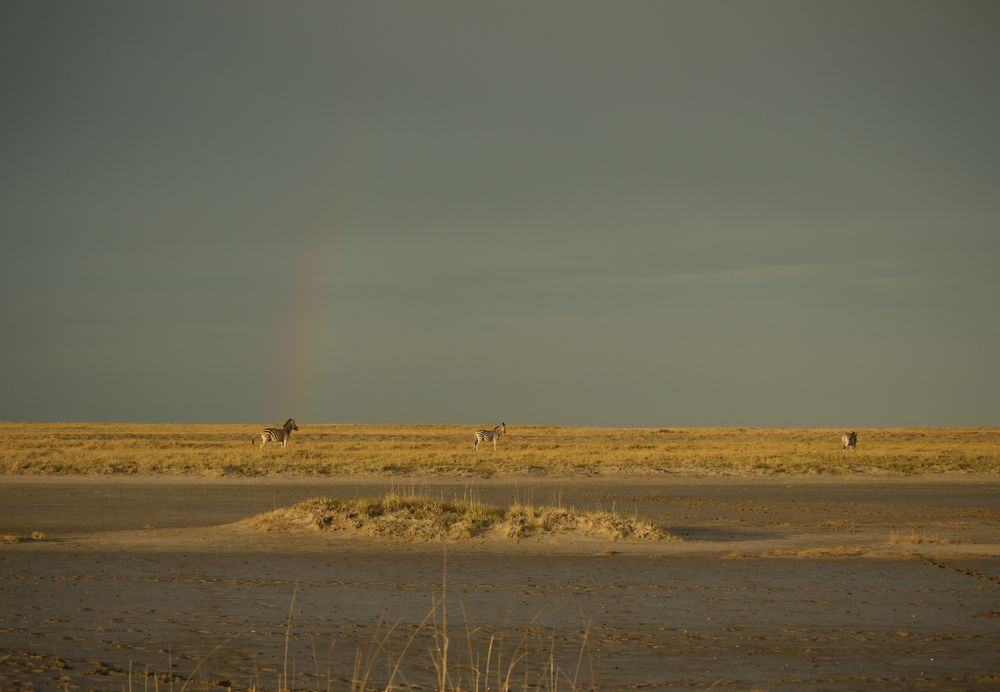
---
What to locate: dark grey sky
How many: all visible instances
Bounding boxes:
[2,1,998,426]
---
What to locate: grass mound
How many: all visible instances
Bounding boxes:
[245,494,678,541]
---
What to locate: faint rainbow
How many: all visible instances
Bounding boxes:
[280,224,343,423]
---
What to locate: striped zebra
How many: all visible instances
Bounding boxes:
[253,418,299,451]
[842,431,858,451]
[474,422,506,452]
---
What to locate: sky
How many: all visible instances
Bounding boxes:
[1,1,998,427]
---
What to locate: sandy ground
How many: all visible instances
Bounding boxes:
[1,475,998,690]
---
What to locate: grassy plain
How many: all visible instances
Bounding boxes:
[1,422,997,476]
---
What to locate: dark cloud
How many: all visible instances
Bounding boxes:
[1,1,998,424]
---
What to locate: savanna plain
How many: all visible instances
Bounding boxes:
[1,424,998,690]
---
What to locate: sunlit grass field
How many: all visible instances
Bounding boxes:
[1,423,997,476]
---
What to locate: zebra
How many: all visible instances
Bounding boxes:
[842,431,858,451]
[253,418,299,451]
[474,422,506,452]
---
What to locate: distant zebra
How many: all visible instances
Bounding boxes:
[474,422,506,452]
[254,418,299,450]
[842,431,858,451]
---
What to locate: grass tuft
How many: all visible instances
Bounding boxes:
[888,530,956,545]
[0,531,47,544]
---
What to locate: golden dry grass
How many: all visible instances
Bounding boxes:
[245,493,677,542]
[888,530,956,545]
[0,422,997,477]
[0,531,47,544]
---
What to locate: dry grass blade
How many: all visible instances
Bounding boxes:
[283,579,299,692]
[572,619,591,690]
[178,636,236,692]
[383,603,438,690]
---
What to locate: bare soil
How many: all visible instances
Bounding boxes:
[1,475,998,690]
